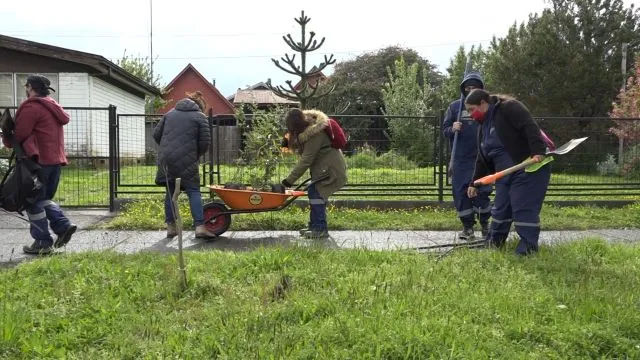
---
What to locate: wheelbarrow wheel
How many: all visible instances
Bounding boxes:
[203,201,231,236]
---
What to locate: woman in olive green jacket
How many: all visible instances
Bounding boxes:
[281,108,347,239]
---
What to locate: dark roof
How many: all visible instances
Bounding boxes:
[0,33,162,96]
[226,81,280,101]
[164,63,235,110]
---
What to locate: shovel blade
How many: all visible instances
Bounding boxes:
[548,137,588,155]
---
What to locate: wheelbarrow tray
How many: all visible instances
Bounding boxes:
[209,185,306,210]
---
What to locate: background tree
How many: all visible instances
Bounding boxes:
[481,0,640,173]
[266,11,336,109]
[381,56,437,165]
[307,46,444,148]
[485,0,640,117]
[609,54,640,177]
[117,50,167,114]
[440,45,490,102]
[310,46,443,116]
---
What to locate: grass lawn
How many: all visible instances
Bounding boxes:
[1,239,639,358]
[103,198,640,231]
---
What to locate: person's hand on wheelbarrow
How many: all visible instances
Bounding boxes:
[280,179,292,188]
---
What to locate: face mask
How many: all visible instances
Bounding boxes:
[470,109,485,122]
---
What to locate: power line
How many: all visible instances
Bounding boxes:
[103,39,493,61]
[1,31,286,38]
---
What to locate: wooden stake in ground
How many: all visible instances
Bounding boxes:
[171,178,187,290]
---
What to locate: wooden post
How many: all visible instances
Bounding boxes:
[172,178,187,290]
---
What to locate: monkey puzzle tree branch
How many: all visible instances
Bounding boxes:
[269,10,336,109]
[284,34,305,52]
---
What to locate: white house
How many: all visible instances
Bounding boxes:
[0,34,161,157]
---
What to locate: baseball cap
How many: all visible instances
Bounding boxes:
[25,74,56,93]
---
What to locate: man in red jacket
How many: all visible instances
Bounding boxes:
[2,75,76,255]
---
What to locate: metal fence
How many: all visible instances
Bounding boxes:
[1,106,112,207]
[1,105,639,210]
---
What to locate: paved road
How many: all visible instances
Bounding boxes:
[2,209,639,266]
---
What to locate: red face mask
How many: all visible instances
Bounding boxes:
[470,109,485,122]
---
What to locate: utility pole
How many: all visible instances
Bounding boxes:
[150,0,154,82]
[619,42,629,166]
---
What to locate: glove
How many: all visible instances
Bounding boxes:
[281,179,292,188]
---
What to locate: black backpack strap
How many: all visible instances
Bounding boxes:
[0,150,16,189]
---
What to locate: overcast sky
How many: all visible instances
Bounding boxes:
[2,0,638,97]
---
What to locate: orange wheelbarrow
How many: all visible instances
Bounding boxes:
[202,175,328,237]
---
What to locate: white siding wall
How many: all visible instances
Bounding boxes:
[90,77,146,157]
[58,73,90,156]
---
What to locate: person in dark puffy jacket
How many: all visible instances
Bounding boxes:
[1,74,77,255]
[153,91,214,238]
[442,71,492,240]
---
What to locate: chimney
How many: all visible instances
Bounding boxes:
[212,78,216,87]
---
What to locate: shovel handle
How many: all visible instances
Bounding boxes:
[473,158,537,186]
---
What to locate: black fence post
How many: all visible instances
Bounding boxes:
[207,110,214,197]
[438,109,445,203]
[216,114,221,185]
[108,105,117,212]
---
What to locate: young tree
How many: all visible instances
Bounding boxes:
[609,54,640,176]
[266,11,336,109]
[117,50,167,114]
[381,56,437,165]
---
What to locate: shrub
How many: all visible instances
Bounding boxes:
[346,144,417,170]
[596,153,619,176]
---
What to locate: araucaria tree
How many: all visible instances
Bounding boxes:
[266,11,335,109]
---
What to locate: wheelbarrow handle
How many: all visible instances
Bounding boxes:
[294,174,331,191]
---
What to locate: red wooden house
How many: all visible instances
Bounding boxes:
[159,63,234,115]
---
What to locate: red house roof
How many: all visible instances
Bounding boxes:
[159,63,234,115]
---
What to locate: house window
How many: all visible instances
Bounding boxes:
[0,73,59,107]
[0,73,13,107]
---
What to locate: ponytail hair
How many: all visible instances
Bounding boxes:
[465,88,491,106]
[185,91,207,112]
[465,89,517,106]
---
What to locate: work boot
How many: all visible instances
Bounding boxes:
[23,242,53,255]
[301,229,329,239]
[166,223,178,238]
[480,222,489,239]
[489,235,507,249]
[54,224,77,248]
[458,227,475,241]
[195,225,217,239]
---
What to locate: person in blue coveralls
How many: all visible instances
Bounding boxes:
[465,89,553,256]
[442,71,492,240]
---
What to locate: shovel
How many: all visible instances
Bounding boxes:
[472,137,588,187]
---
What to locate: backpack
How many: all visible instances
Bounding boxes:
[324,118,347,150]
[0,110,43,214]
